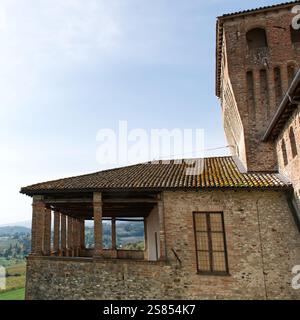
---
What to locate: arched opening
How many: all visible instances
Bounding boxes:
[289,127,298,158]
[281,139,288,166]
[246,28,268,49]
[290,25,300,44]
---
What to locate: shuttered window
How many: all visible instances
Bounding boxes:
[193,212,229,275]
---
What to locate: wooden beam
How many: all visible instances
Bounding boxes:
[44,198,92,204]
[104,198,158,203]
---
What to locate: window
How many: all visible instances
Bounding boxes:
[291,25,300,44]
[274,67,283,106]
[246,28,268,49]
[260,69,270,119]
[116,218,145,250]
[246,70,256,119]
[193,212,229,275]
[287,64,296,86]
[289,127,298,158]
[281,139,288,166]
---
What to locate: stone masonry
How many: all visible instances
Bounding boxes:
[26,190,300,300]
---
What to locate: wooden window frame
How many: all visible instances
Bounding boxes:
[193,212,229,276]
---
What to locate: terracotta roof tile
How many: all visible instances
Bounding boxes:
[219,1,299,18]
[20,156,291,195]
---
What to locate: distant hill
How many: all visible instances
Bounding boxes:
[0,220,32,229]
[0,226,31,236]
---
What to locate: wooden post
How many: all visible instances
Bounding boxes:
[60,215,67,256]
[157,195,167,261]
[43,208,52,255]
[31,196,45,255]
[93,192,103,257]
[53,211,60,254]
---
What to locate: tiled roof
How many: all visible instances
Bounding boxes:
[215,1,299,97]
[20,157,291,195]
[219,1,299,18]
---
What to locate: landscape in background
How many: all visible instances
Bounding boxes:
[0,220,144,300]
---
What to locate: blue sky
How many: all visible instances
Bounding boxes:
[0,0,284,224]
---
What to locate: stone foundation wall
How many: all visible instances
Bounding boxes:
[26,190,300,300]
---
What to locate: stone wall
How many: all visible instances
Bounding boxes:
[219,6,300,172]
[26,190,300,300]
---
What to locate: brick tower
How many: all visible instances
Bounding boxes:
[216,1,300,172]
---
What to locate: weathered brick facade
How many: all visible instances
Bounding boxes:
[26,190,300,300]
[23,2,300,300]
[275,105,300,208]
[218,4,300,172]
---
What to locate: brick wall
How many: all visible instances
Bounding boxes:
[276,106,300,208]
[219,7,300,172]
[26,190,300,300]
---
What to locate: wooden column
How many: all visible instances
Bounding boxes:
[67,216,74,257]
[43,208,52,255]
[60,214,67,256]
[93,192,103,257]
[31,196,45,255]
[53,211,60,254]
[158,196,167,261]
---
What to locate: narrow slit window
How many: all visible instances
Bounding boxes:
[287,64,296,86]
[289,127,298,158]
[281,139,288,166]
[274,67,283,107]
[193,212,229,275]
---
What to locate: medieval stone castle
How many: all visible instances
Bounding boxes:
[22,2,300,299]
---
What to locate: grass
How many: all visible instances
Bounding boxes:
[0,257,23,268]
[0,262,26,296]
[0,288,25,300]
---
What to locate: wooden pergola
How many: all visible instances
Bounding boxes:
[30,191,166,261]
